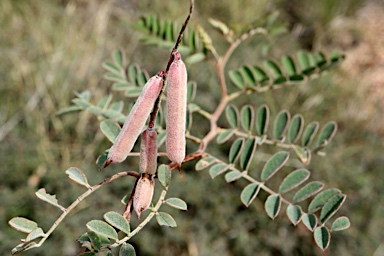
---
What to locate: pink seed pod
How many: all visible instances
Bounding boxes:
[166,51,187,167]
[139,128,158,175]
[133,174,154,219]
[104,73,163,168]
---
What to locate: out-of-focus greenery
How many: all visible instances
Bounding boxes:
[1,0,383,255]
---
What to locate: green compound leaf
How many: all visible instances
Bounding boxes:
[9,217,38,233]
[256,104,270,135]
[165,198,188,211]
[302,121,319,147]
[286,205,302,225]
[186,52,206,64]
[86,220,118,240]
[308,188,341,212]
[156,212,177,227]
[281,55,303,81]
[187,81,197,102]
[287,114,304,144]
[25,228,45,242]
[225,105,239,128]
[229,138,244,163]
[104,211,130,235]
[120,243,136,256]
[261,151,289,182]
[35,188,65,211]
[331,216,351,232]
[240,183,260,207]
[265,194,281,219]
[240,105,255,132]
[65,167,90,188]
[87,231,102,251]
[316,121,337,147]
[216,129,235,144]
[293,181,324,203]
[320,194,346,224]
[158,165,171,188]
[195,156,217,171]
[240,138,257,171]
[229,70,245,89]
[279,169,310,193]
[314,226,331,251]
[100,119,121,143]
[225,170,243,183]
[273,110,290,141]
[302,213,318,231]
[209,163,230,179]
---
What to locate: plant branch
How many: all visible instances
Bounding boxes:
[29,171,139,251]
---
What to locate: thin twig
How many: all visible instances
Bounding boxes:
[31,171,139,250]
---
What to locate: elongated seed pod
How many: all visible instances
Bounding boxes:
[133,174,154,219]
[166,51,187,167]
[139,128,158,175]
[104,73,163,168]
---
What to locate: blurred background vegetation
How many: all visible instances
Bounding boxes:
[1,0,383,255]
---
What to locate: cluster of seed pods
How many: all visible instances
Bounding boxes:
[105,51,187,220]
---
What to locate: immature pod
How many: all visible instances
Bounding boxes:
[139,128,158,175]
[133,174,155,219]
[104,73,163,168]
[166,51,187,167]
